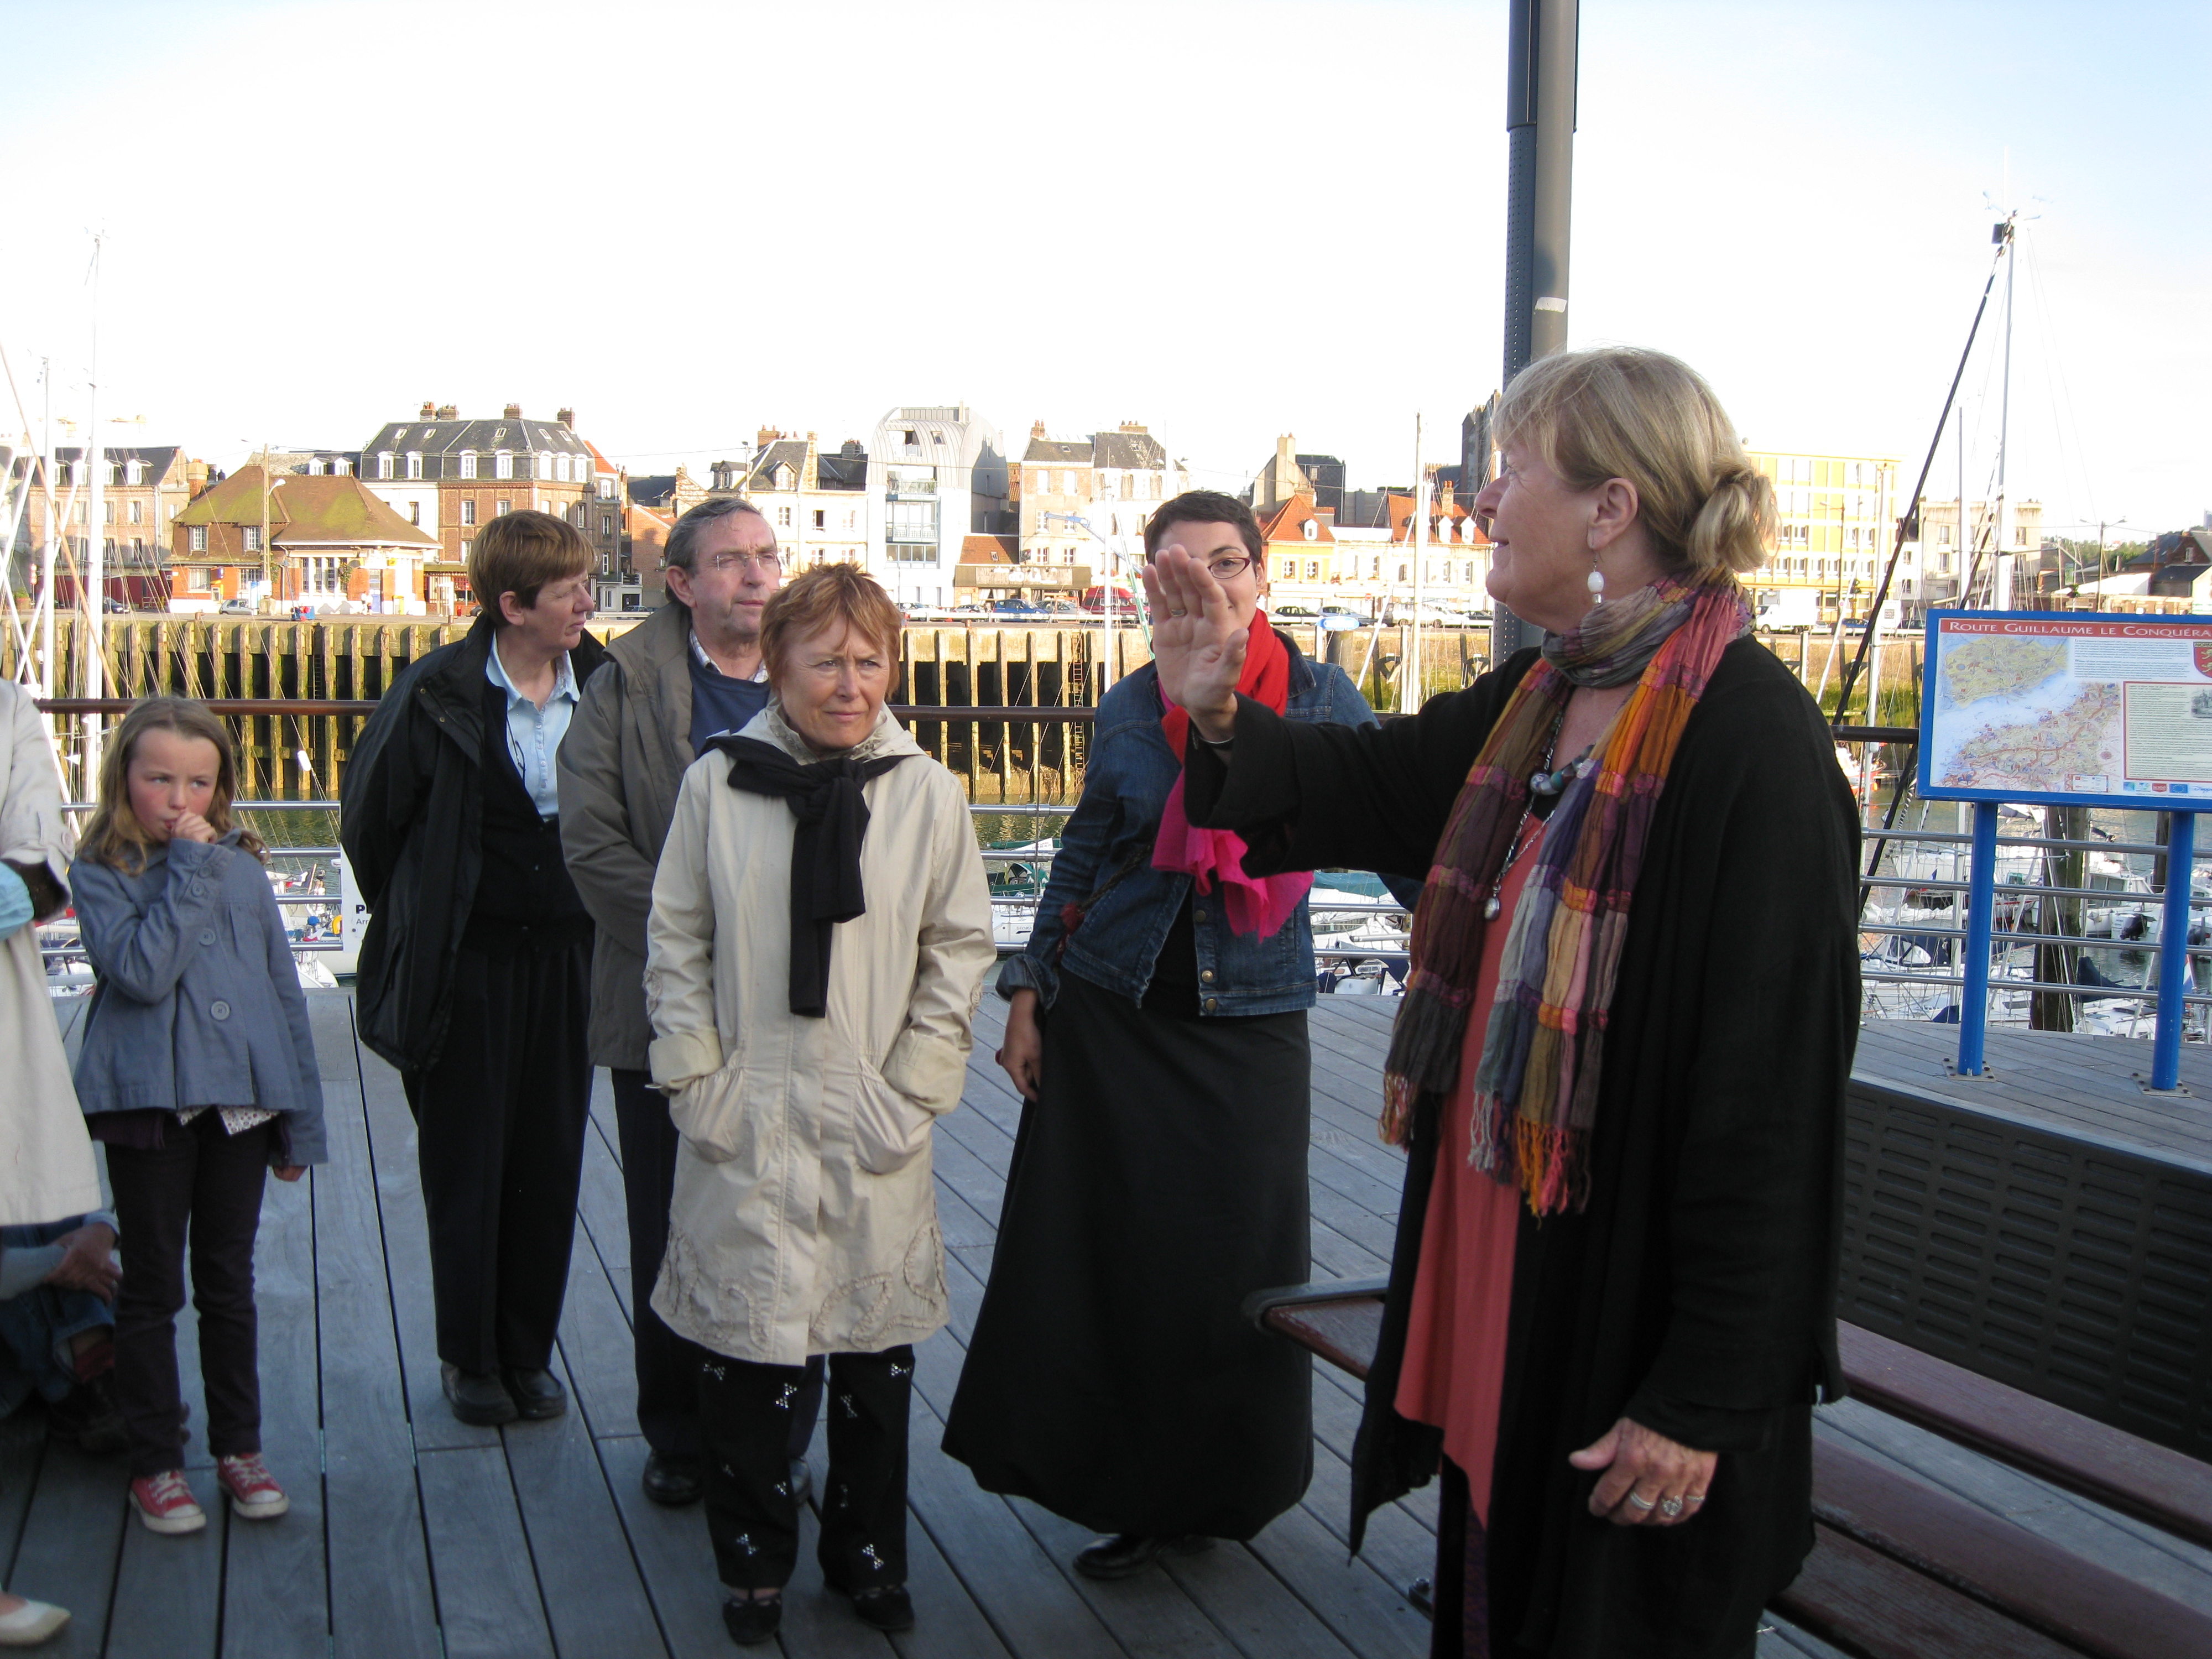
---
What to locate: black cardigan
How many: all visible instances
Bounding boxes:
[1186,639,1860,1659]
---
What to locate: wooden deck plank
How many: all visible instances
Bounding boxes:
[556,1225,644,1445]
[595,1434,736,1659]
[103,1500,226,1659]
[313,1039,443,1659]
[218,1167,328,1659]
[1232,1501,1431,1659]
[502,1348,669,1659]
[415,1443,556,1659]
[354,1042,501,1455]
[1006,1498,1250,1659]
[12,1440,128,1659]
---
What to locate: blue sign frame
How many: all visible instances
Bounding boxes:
[1917,606,2212,812]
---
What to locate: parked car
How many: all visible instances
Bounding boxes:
[1319,607,1370,630]
[1272,603,1321,620]
[218,598,256,615]
[991,599,1052,618]
[101,596,129,614]
[900,603,961,622]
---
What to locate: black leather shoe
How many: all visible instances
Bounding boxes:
[721,1593,782,1646]
[787,1457,812,1507]
[642,1451,703,1507]
[503,1368,567,1421]
[1074,1534,1162,1579]
[441,1364,518,1427]
[846,1585,914,1632]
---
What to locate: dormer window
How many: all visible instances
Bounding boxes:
[407,452,422,479]
[903,429,918,446]
[494,451,513,479]
[379,453,395,479]
[124,460,144,485]
[460,452,478,479]
[1303,520,1318,541]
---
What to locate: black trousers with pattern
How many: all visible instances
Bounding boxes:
[698,1345,913,1593]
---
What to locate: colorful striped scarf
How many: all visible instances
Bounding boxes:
[1379,570,1750,1214]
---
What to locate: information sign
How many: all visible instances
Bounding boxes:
[1918,609,2212,810]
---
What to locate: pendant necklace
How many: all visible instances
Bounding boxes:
[1481,707,1595,922]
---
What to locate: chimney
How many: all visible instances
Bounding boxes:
[556,407,574,429]
[1119,420,1147,434]
[435,404,457,420]
[757,426,782,450]
[503,403,523,420]
[1030,419,1048,440]
[186,458,210,499]
[1437,479,1456,514]
[419,401,436,420]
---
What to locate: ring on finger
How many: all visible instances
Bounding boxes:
[1624,1491,1656,1511]
[1657,1496,1684,1519]
[1684,1491,1707,1505]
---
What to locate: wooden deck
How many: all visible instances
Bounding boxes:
[11,994,2208,1657]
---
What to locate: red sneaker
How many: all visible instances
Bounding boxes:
[216,1453,289,1520]
[129,1469,207,1535]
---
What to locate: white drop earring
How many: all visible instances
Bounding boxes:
[1587,550,1606,606]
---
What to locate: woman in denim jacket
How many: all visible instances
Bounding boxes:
[943,491,1415,1580]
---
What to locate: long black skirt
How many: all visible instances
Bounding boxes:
[941,968,1314,1540]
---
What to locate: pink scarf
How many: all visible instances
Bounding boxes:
[1152,612,1314,937]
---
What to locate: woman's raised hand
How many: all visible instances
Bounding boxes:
[1141,546,1244,743]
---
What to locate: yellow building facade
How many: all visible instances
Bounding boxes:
[1744,449,1906,625]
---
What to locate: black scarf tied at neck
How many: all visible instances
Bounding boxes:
[708,735,907,1017]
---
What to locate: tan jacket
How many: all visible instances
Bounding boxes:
[556,602,697,1071]
[0,684,105,1226]
[644,702,994,1365]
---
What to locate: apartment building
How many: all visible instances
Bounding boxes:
[868,405,1009,606]
[7,444,195,609]
[168,465,437,612]
[716,432,870,574]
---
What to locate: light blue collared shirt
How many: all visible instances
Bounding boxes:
[485,638,581,818]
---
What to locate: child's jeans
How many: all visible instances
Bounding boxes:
[106,1114,272,1477]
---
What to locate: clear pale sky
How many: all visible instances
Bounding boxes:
[2,0,2205,538]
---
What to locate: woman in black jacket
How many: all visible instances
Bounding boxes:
[341,512,608,1429]
[1145,347,1859,1659]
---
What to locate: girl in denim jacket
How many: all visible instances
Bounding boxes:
[70,699,325,1538]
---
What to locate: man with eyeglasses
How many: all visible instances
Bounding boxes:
[559,497,821,1508]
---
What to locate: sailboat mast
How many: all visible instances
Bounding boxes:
[1993,212,2017,609]
[84,236,103,782]
[40,357,54,698]
[1410,413,1426,713]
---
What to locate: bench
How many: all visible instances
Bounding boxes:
[1244,1282,2212,1658]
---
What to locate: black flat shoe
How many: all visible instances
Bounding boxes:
[1074,1534,1162,1579]
[721,1593,782,1646]
[642,1451,704,1507]
[846,1585,914,1632]
[503,1368,567,1421]
[441,1364,518,1427]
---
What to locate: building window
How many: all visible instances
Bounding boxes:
[494,451,513,479]
[409,502,421,525]
[243,526,262,552]
[461,500,477,526]
[406,452,422,479]
[460,539,472,560]
[778,507,792,528]
[190,525,207,552]
[379,453,396,480]
[460,452,478,479]
[334,457,351,476]
[103,500,114,524]
[495,500,512,516]
[601,513,614,539]
[128,499,142,524]
[125,460,143,485]
[597,478,614,500]
[813,509,826,530]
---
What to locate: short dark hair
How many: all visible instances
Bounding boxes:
[468,510,592,627]
[1143,490,1263,562]
[664,497,770,577]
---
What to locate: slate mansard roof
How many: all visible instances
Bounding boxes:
[359,415,594,477]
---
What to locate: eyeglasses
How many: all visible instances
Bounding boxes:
[1203,556,1253,581]
[704,551,781,575]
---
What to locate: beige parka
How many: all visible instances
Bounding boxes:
[644,702,994,1366]
[0,683,105,1226]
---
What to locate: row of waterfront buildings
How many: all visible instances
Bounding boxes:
[5,398,2085,624]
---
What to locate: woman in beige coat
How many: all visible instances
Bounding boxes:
[0,682,112,1646]
[644,564,993,1646]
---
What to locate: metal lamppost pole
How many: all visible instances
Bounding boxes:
[1491,0,1578,664]
[1040,510,1131,696]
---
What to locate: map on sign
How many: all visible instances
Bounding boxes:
[1920,611,2212,808]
